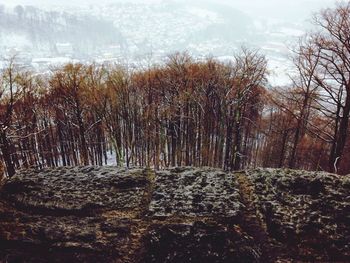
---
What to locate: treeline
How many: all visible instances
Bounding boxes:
[0,49,268,176]
[1,2,350,177]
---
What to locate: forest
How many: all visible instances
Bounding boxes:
[0,4,122,55]
[1,2,350,177]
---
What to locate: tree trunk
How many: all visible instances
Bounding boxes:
[0,132,16,177]
[331,90,350,172]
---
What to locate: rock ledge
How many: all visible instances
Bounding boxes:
[0,167,349,262]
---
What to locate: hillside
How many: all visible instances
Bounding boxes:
[0,6,122,58]
[0,167,349,262]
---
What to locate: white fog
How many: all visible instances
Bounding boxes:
[0,0,339,85]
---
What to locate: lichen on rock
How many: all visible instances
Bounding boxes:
[148,167,243,219]
[246,168,350,261]
[0,166,349,262]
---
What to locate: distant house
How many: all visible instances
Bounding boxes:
[55,43,73,56]
[109,44,122,53]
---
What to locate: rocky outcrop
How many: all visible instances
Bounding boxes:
[0,166,349,262]
[246,168,350,262]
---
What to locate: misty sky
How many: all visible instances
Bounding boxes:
[0,0,341,85]
[0,0,339,21]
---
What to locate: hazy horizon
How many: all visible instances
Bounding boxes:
[0,0,341,85]
[0,0,338,19]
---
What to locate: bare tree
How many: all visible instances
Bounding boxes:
[0,57,21,177]
[307,3,350,172]
[225,48,267,170]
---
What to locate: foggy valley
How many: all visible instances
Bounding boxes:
[0,0,336,85]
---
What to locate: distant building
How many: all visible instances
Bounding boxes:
[55,43,73,56]
[107,44,122,57]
